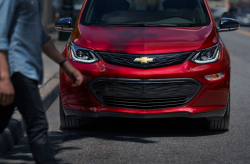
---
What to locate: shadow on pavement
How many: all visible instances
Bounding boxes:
[0,131,75,164]
[60,117,226,144]
[0,118,226,164]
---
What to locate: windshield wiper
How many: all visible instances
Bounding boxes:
[144,24,178,27]
[94,24,148,27]
[93,23,197,27]
[144,24,197,27]
[176,24,197,27]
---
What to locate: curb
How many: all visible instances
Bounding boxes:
[0,73,60,157]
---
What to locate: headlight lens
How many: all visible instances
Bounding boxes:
[68,42,99,63]
[191,42,222,64]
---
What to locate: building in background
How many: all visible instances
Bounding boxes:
[41,0,56,33]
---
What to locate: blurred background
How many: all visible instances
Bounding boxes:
[41,0,250,40]
[41,0,85,40]
[207,0,250,26]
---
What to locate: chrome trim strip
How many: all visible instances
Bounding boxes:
[217,27,240,32]
[229,27,240,31]
[55,26,74,33]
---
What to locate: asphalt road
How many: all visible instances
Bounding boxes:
[1,28,250,164]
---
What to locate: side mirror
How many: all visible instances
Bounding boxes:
[55,17,74,33]
[217,18,240,32]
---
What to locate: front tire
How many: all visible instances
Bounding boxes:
[207,96,230,131]
[60,97,82,129]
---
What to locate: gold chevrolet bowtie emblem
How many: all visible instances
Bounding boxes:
[134,57,154,63]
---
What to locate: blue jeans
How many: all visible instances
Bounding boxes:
[0,72,56,164]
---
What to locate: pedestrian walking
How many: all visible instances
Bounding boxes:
[0,0,83,163]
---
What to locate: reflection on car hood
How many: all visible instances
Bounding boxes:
[71,24,219,54]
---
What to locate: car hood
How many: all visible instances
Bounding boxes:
[71,24,219,54]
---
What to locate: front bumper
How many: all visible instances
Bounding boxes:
[60,44,230,118]
[63,106,226,118]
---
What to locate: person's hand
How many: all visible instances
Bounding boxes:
[62,61,84,87]
[0,78,15,106]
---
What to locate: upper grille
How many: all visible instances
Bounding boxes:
[97,51,193,69]
[88,78,201,110]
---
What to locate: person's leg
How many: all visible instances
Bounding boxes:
[12,72,56,164]
[0,103,15,134]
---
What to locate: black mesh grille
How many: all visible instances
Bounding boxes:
[97,51,193,69]
[88,78,201,110]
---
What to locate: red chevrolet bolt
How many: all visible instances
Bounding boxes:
[55,0,240,130]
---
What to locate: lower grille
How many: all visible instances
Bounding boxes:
[88,78,201,110]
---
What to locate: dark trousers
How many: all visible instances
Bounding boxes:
[0,72,56,164]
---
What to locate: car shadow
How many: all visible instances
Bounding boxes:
[0,118,226,164]
[59,117,226,144]
[0,131,77,164]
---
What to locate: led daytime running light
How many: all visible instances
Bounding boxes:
[192,41,222,64]
[68,42,99,63]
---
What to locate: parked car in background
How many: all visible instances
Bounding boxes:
[236,10,250,26]
[211,7,228,25]
[55,0,240,131]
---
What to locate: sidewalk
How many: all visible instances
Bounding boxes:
[41,38,66,88]
[0,32,67,157]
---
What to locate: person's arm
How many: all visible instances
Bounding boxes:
[42,39,83,87]
[0,0,17,106]
[0,51,15,106]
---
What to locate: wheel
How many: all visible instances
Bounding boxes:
[207,95,230,131]
[60,96,82,129]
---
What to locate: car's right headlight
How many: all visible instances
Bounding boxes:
[68,42,99,63]
[191,41,222,64]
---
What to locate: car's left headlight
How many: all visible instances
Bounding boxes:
[191,41,222,64]
[68,42,99,63]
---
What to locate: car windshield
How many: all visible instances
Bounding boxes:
[81,0,210,27]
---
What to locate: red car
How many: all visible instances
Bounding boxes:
[55,0,239,130]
